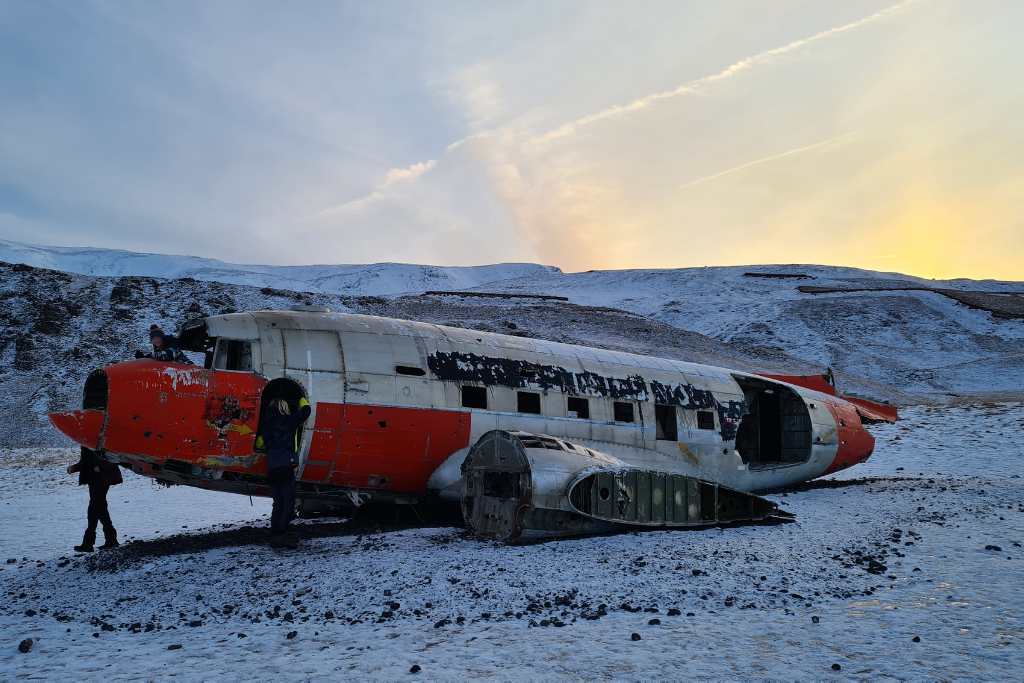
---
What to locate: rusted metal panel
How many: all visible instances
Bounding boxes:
[624,470,638,521]
[51,361,262,471]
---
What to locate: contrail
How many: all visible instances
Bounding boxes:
[306,0,917,218]
[677,132,856,190]
[535,0,918,144]
[308,159,437,219]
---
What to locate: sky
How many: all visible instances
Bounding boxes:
[0,0,1021,280]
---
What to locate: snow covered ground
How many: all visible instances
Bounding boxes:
[0,448,272,558]
[2,403,1022,679]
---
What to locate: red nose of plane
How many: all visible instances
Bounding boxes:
[48,359,267,472]
[49,408,106,450]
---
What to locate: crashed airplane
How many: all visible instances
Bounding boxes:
[49,310,896,542]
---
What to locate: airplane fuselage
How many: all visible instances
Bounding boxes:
[50,311,882,507]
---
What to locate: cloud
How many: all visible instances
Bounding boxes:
[4,0,1023,280]
[442,2,921,269]
[382,160,437,186]
[304,0,919,267]
[443,63,507,130]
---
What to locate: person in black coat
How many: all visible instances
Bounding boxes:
[255,396,311,548]
[67,448,123,552]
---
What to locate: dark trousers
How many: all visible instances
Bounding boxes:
[87,482,113,534]
[268,467,296,535]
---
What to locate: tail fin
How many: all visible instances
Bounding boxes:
[758,372,898,423]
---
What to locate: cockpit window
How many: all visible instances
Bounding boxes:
[213,339,253,371]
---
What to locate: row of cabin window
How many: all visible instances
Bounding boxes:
[460,385,716,441]
[214,349,717,442]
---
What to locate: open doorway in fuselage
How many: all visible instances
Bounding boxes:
[733,377,811,468]
[258,377,309,460]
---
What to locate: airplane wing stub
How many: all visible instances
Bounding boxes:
[461,430,788,543]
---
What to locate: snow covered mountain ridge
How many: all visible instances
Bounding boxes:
[0,238,560,297]
[0,261,817,446]
[1,238,1022,448]
[3,237,1022,297]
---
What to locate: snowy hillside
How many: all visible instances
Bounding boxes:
[477,265,1024,401]
[2,238,1021,408]
[0,261,814,447]
[0,238,559,296]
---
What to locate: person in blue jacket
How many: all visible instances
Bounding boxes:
[255,396,311,548]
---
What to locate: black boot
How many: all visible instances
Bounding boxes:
[74,530,96,553]
[99,526,119,550]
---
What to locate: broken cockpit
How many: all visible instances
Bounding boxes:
[178,315,308,449]
[178,316,257,372]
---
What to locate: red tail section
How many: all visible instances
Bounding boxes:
[759,372,898,423]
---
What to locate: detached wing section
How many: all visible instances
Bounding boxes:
[461,430,788,543]
[570,470,780,529]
